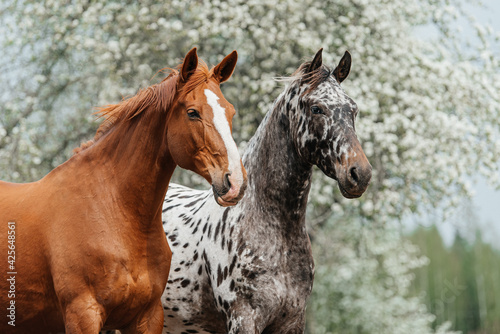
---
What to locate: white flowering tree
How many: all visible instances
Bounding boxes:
[1,0,499,332]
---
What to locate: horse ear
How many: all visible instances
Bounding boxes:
[307,48,323,73]
[213,50,238,83]
[333,51,351,83]
[181,47,198,82]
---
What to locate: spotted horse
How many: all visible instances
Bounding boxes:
[161,49,372,334]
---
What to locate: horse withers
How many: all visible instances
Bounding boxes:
[0,48,246,334]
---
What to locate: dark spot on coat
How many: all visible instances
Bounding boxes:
[305,139,317,155]
[241,268,257,280]
[192,204,202,216]
[237,242,246,255]
[207,225,212,239]
[217,264,223,286]
[222,207,230,223]
[229,255,237,275]
[185,199,199,207]
[214,220,221,241]
[162,204,180,212]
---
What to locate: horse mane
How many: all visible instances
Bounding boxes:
[74,60,213,154]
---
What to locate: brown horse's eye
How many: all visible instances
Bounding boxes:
[187,109,201,119]
[311,105,323,115]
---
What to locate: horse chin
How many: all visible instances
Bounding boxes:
[212,187,239,207]
[215,196,238,207]
[338,183,362,199]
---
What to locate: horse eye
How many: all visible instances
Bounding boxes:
[187,109,201,119]
[311,105,323,115]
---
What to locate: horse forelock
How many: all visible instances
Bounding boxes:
[291,62,332,92]
[176,59,220,97]
[73,60,215,155]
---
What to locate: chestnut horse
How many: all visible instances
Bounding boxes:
[0,48,247,334]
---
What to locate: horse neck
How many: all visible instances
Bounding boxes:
[81,105,175,222]
[242,86,312,226]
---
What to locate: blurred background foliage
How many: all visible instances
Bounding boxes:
[408,203,500,334]
[1,0,499,333]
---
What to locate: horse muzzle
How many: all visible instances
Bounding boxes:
[212,172,247,207]
[336,160,372,198]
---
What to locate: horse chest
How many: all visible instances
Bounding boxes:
[226,218,315,323]
[233,239,314,300]
[85,227,171,323]
[103,249,171,328]
[162,193,315,333]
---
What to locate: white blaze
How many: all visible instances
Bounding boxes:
[204,89,243,186]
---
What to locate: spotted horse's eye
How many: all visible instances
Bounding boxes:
[310,105,324,115]
[187,109,201,119]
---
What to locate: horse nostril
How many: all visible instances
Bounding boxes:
[349,166,359,184]
[224,173,232,191]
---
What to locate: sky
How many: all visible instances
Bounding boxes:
[411,0,500,247]
[451,0,500,246]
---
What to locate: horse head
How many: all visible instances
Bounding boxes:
[167,48,247,206]
[288,49,371,198]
